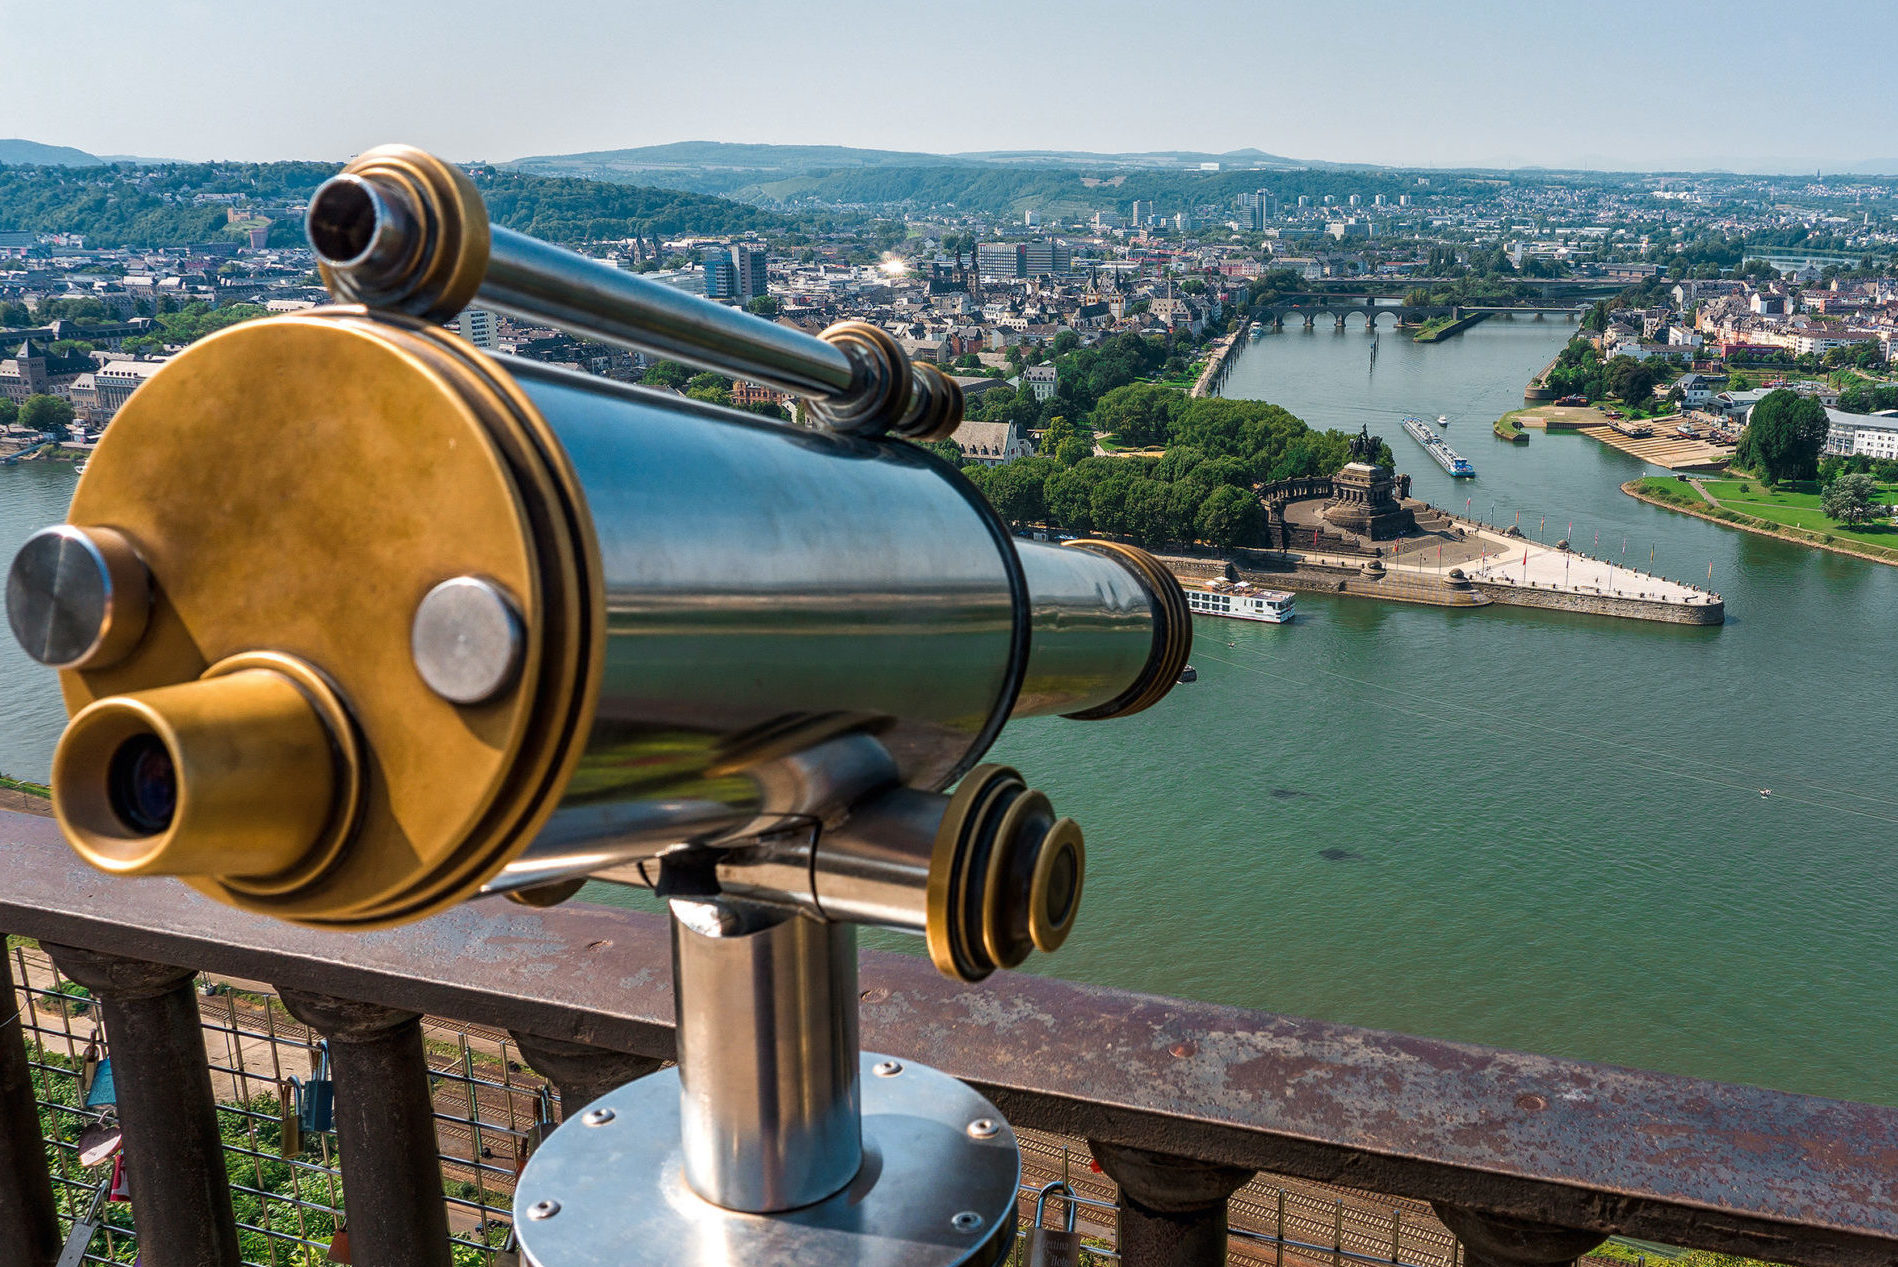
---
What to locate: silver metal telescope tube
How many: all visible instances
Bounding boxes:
[482,225,855,400]
[482,360,1185,900]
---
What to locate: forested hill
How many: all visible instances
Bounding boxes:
[0,161,780,249]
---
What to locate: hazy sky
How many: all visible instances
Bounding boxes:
[5,0,1894,172]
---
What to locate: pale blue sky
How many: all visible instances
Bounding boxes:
[4,0,1894,172]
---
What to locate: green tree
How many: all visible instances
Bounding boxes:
[1194,484,1263,548]
[744,294,781,317]
[1820,472,1882,525]
[1092,382,1185,447]
[1735,389,1828,484]
[0,398,17,427]
[643,359,693,389]
[18,394,74,439]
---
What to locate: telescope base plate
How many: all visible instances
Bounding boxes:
[515,1053,1017,1266]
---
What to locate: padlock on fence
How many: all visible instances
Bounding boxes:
[298,1042,336,1134]
[325,1219,352,1264]
[515,1085,556,1177]
[277,1080,302,1158]
[82,1052,116,1112]
[78,1037,100,1102]
[1025,1180,1083,1267]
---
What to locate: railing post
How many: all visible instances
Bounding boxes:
[1431,1205,1607,1267]
[0,945,59,1267]
[41,944,240,1267]
[279,989,451,1267]
[1089,1140,1252,1267]
[507,1031,665,1119]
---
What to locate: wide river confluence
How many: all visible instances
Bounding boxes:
[4,317,1893,1105]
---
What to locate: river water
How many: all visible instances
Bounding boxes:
[4,318,1894,1105]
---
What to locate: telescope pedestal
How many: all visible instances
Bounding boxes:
[515,902,1021,1265]
[513,1054,1019,1266]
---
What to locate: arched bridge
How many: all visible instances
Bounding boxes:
[1254,299,1590,329]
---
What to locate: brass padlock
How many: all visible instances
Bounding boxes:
[277,1080,301,1158]
[1025,1179,1083,1267]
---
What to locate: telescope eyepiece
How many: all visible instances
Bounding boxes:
[308,173,396,269]
[106,732,176,835]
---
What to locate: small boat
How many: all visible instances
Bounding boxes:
[74,461,88,476]
[1176,665,1198,684]
[1437,414,1450,427]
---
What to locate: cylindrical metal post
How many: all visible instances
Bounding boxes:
[41,945,240,1267]
[1089,1140,1252,1267]
[279,990,451,1267]
[671,900,861,1213]
[0,946,59,1267]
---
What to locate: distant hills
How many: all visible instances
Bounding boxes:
[501,142,1346,214]
[510,141,1316,181]
[0,139,105,167]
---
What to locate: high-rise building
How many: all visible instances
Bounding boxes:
[1021,240,1073,276]
[1297,195,1311,209]
[733,244,768,302]
[1131,200,1152,226]
[977,242,1025,280]
[1238,190,1278,230]
[702,248,739,301]
[1347,194,1361,207]
[451,307,499,349]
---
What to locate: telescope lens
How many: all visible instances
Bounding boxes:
[107,733,176,835]
[307,177,379,265]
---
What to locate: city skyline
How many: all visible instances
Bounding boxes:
[4,0,1896,174]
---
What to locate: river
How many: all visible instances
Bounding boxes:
[4,318,1894,1105]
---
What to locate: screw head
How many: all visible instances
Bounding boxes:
[966,1118,999,1140]
[526,1198,560,1220]
[411,576,524,705]
[872,1060,903,1078]
[951,1211,984,1233]
[582,1107,616,1126]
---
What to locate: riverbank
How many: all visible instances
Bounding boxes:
[1624,478,1898,567]
[1493,413,1529,442]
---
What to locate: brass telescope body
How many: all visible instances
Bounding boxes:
[16,150,1190,969]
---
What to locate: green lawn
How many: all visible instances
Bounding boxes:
[1632,476,1898,557]
[1697,477,1898,538]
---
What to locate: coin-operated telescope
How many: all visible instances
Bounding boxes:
[7,145,1191,1265]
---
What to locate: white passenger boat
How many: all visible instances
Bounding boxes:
[1184,579,1295,623]
[1402,415,1475,477]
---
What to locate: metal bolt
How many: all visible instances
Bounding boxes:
[582,1107,616,1126]
[527,1199,561,1220]
[410,576,524,705]
[6,524,150,670]
[951,1211,984,1233]
[872,1060,903,1078]
[966,1118,998,1140]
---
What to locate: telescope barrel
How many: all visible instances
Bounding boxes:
[307,147,960,440]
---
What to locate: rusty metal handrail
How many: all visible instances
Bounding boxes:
[3,807,1896,1267]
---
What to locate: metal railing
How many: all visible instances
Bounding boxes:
[4,805,1896,1267]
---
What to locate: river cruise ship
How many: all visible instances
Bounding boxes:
[1401,415,1476,477]
[1184,579,1296,623]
